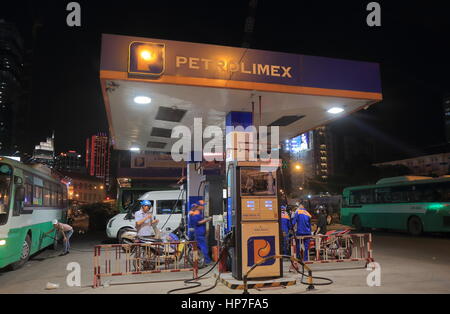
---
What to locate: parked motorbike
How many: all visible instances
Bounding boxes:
[308,229,353,260]
[119,229,206,269]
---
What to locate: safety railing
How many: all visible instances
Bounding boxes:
[291,233,374,265]
[93,241,199,288]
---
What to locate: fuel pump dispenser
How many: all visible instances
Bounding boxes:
[227,161,283,280]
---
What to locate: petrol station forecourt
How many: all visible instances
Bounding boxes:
[96,34,383,287]
[1,33,450,294]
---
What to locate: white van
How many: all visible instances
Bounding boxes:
[106,190,184,242]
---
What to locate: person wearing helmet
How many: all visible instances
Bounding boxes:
[187,203,199,240]
[190,201,213,265]
[135,200,160,238]
[45,219,73,256]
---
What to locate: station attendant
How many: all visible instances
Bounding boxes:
[187,203,197,240]
[292,204,312,261]
[281,205,291,255]
[135,200,160,238]
[190,202,213,265]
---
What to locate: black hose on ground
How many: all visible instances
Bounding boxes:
[167,233,232,294]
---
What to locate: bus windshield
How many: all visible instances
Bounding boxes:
[0,164,13,225]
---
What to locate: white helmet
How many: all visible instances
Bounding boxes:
[52,219,58,225]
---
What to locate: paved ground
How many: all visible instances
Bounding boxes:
[0,231,449,294]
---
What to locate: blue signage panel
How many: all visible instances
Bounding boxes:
[101,34,382,94]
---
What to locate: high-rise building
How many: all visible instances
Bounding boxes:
[285,127,333,179]
[0,20,25,156]
[443,95,450,143]
[31,135,54,166]
[86,133,111,188]
[54,150,85,173]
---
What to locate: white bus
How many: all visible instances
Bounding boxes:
[0,157,68,270]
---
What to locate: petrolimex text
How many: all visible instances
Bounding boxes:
[175,56,293,78]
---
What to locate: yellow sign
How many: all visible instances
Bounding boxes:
[241,222,281,279]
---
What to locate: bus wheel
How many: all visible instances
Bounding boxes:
[408,216,423,236]
[352,215,364,232]
[10,234,31,270]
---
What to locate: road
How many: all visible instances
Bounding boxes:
[0,231,449,294]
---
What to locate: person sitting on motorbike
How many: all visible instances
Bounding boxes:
[135,200,160,239]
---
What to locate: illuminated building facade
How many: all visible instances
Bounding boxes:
[54,150,84,173]
[86,133,111,188]
[31,135,54,167]
[283,127,333,195]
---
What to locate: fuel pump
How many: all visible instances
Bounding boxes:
[227,160,283,280]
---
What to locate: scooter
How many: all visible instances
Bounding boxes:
[308,229,353,260]
[119,229,206,269]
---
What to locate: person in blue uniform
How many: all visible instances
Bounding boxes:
[291,204,312,261]
[187,203,197,241]
[280,205,291,255]
[190,202,213,265]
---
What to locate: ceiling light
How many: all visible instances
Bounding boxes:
[130,147,140,152]
[327,107,344,114]
[134,96,151,104]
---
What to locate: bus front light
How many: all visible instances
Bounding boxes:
[0,240,6,246]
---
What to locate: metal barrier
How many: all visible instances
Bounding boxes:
[290,233,374,265]
[93,241,199,288]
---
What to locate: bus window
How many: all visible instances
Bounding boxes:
[0,164,12,225]
[50,184,57,206]
[57,185,63,208]
[24,183,33,207]
[375,188,392,203]
[34,186,43,206]
[23,172,33,207]
[43,181,51,207]
[350,189,374,204]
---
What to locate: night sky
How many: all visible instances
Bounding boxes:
[3,1,450,162]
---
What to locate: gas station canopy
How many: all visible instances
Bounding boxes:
[99,34,382,152]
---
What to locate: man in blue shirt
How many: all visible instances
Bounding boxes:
[135,200,160,238]
[280,205,291,255]
[291,204,312,261]
[190,202,213,265]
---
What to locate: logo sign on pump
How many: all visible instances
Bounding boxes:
[247,236,276,267]
[129,41,165,76]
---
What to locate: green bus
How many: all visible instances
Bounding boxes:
[0,157,68,269]
[341,176,450,236]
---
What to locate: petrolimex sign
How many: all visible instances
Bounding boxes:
[174,56,293,78]
[128,40,297,84]
[129,41,165,76]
